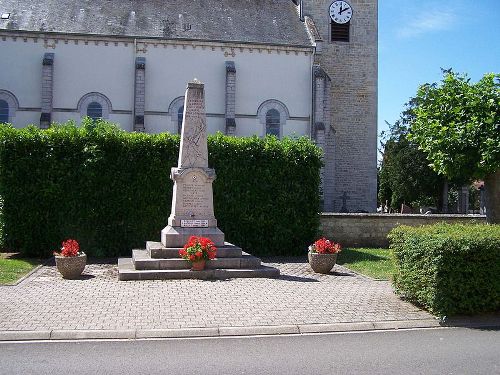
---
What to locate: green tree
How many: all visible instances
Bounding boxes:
[379,99,444,211]
[409,71,500,222]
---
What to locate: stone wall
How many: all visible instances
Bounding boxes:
[320,213,487,248]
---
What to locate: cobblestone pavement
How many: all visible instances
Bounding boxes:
[0,258,434,332]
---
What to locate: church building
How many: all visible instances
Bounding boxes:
[0,0,378,212]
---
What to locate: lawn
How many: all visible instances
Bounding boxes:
[0,254,41,285]
[337,248,395,280]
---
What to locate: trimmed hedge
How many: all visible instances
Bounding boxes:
[0,120,322,257]
[388,223,500,316]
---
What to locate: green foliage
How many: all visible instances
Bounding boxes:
[389,223,500,316]
[379,104,444,210]
[0,121,322,257]
[209,134,322,256]
[409,71,500,182]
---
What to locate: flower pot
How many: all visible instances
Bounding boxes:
[308,252,337,274]
[191,260,206,271]
[55,253,87,279]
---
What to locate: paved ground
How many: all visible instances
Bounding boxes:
[0,258,439,339]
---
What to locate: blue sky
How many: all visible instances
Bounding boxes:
[378,0,500,145]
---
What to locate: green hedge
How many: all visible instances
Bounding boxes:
[0,120,322,257]
[388,223,500,316]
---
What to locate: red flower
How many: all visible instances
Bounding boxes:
[178,236,218,263]
[56,239,80,257]
[310,237,341,254]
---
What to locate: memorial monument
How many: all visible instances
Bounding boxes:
[118,80,280,280]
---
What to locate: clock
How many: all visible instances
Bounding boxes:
[329,1,353,24]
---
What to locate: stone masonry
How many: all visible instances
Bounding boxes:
[225,61,236,136]
[320,213,486,248]
[134,57,146,132]
[40,53,54,129]
[303,0,378,212]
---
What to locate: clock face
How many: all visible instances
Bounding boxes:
[329,1,353,24]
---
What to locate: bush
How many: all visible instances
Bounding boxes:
[389,223,500,316]
[0,120,322,257]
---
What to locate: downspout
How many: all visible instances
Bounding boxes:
[133,38,137,127]
[310,48,315,140]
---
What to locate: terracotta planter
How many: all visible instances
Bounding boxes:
[308,252,338,274]
[191,260,206,271]
[55,253,87,279]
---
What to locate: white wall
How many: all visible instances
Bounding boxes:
[0,35,311,137]
[53,42,134,111]
[0,39,44,111]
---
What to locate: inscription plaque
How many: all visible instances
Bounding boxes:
[181,220,209,228]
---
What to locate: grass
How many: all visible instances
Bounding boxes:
[337,248,395,280]
[0,254,41,285]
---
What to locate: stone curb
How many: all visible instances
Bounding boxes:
[0,319,451,342]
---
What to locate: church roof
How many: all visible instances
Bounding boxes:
[0,0,312,47]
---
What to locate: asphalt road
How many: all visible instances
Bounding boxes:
[0,327,498,375]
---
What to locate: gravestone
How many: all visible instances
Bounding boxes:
[118,80,279,280]
[339,192,350,213]
[400,203,412,214]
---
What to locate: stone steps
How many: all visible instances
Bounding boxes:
[118,258,280,280]
[118,241,280,280]
[147,241,242,258]
[132,249,261,270]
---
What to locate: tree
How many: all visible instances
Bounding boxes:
[409,71,500,223]
[379,100,444,211]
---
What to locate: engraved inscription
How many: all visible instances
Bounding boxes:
[181,183,210,210]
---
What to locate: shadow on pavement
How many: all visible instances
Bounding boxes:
[278,275,319,282]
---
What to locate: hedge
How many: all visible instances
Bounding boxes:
[0,120,322,258]
[388,223,500,316]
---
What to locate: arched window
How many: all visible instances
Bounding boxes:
[257,99,290,138]
[87,102,103,120]
[168,96,185,134]
[77,92,112,120]
[0,90,18,124]
[178,106,184,134]
[0,100,8,123]
[266,109,280,137]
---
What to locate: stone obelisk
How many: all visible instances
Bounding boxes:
[161,80,225,247]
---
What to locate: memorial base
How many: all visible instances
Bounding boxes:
[118,241,280,280]
[161,225,225,247]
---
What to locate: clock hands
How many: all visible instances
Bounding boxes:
[339,5,350,15]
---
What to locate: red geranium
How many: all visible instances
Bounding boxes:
[179,236,217,262]
[309,237,341,254]
[54,239,81,257]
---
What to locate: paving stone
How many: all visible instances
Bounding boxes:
[0,258,435,334]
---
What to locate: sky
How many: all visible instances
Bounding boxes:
[378,0,500,148]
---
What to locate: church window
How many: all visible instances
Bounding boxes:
[77,92,112,120]
[257,99,289,139]
[168,96,185,134]
[0,90,18,123]
[87,102,103,120]
[178,106,184,134]
[331,21,350,42]
[266,109,280,137]
[0,100,8,123]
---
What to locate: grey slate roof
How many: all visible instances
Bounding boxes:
[0,0,312,46]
